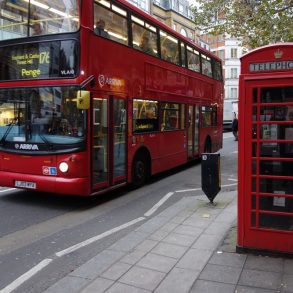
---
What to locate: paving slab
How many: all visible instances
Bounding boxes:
[244,255,284,273]
[173,224,203,237]
[176,248,213,271]
[162,232,197,247]
[105,282,151,293]
[136,252,177,273]
[282,273,293,292]
[199,263,242,284]
[43,275,90,293]
[190,279,235,293]
[69,250,125,280]
[80,277,114,293]
[284,259,293,275]
[151,242,189,259]
[119,266,166,291]
[154,267,200,293]
[101,262,132,281]
[209,251,247,268]
[234,285,277,293]
[192,234,224,250]
[238,269,282,290]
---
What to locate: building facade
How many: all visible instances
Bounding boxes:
[125,0,198,43]
[126,0,151,13]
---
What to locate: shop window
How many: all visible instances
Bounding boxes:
[133,99,158,133]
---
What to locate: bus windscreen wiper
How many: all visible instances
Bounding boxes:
[39,133,54,150]
[0,123,15,145]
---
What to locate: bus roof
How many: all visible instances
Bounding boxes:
[118,0,222,63]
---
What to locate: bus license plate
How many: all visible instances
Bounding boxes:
[15,180,36,189]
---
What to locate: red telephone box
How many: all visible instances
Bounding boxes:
[237,43,293,254]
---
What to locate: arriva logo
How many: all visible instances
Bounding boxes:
[15,144,39,150]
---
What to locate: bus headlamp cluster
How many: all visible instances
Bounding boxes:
[59,162,69,173]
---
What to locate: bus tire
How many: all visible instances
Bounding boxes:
[204,137,212,153]
[132,154,149,188]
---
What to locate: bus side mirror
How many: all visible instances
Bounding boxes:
[76,90,90,109]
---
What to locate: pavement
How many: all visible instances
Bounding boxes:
[44,190,293,293]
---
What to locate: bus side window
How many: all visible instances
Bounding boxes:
[94,2,128,45]
[202,55,213,77]
[133,99,159,133]
[187,47,200,72]
[160,30,179,65]
[181,42,187,67]
[161,103,180,131]
[131,16,158,57]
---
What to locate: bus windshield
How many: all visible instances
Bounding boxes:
[0,0,79,40]
[0,87,86,151]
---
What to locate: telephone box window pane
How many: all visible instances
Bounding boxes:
[259,214,293,231]
[251,212,256,227]
[252,142,257,157]
[252,178,256,192]
[259,161,283,176]
[260,106,290,121]
[259,178,293,194]
[253,88,258,103]
[260,87,293,103]
[252,107,257,122]
[260,142,280,157]
[259,160,293,176]
[252,160,257,174]
[252,125,257,140]
[259,195,293,213]
[260,124,280,140]
[251,195,256,209]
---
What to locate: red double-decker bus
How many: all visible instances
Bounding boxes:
[0,0,223,196]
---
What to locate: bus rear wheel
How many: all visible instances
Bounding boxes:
[132,155,149,188]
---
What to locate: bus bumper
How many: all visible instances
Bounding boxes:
[0,171,90,196]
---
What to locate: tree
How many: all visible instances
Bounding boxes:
[191,0,293,48]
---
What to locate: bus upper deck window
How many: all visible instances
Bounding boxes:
[0,0,80,40]
[94,2,128,45]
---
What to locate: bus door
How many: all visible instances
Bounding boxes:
[188,105,200,158]
[92,96,127,189]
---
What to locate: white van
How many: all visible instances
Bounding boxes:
[223,99,238,131]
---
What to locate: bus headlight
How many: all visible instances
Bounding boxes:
[59,162,69,173]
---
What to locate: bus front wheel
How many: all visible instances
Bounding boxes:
[132,155,149,188]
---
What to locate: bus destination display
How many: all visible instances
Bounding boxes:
[0,40,78,81]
